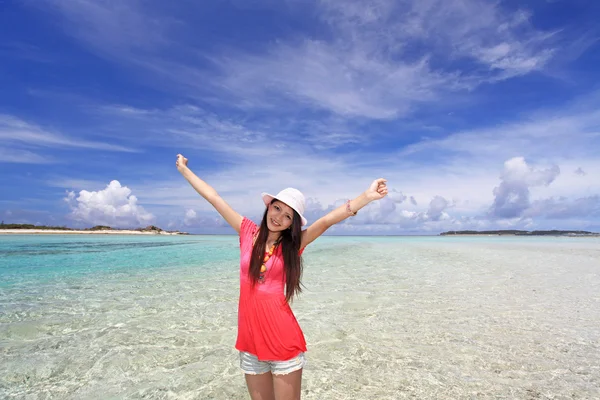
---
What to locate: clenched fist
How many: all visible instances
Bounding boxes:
[176,154,188,172]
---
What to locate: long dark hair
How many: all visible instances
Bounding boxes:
[249,200,304,302]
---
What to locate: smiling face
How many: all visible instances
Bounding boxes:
[266,200,295,232]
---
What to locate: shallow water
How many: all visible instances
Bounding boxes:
[1,235,599,399]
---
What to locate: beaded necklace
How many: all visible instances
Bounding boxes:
[253,232,281,283]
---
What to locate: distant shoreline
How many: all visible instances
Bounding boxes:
[0,229,186,235]
[439,233,600,237]
[440,230,599,237]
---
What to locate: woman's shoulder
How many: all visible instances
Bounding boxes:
[240,217,258,237]
[241,216,258,228]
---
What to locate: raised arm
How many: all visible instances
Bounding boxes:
[176,154,243,234]
[301,178,388,248]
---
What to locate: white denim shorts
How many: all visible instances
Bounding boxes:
[239,351,306,375]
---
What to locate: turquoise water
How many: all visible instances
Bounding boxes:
[0,234,501,287]
[0,234,566,285]
[0,235,239,287]
[1,234,599,399]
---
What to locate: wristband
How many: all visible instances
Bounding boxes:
[346,200,357,216]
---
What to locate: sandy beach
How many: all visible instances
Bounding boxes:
[0,229,184,235]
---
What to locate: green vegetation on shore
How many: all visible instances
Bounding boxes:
[0,222,186,234]
[440,230,597,236]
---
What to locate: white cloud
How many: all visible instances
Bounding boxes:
[184,209,197,226]
[50,107,595,232]
[427,195,450,221]
[42,94,599,233]
[64,180,155,228]
[185,209,196,219]
[181,208,229,229]
[401,210,416,219]
[49,145,599,233]
[501,156,560,187]
[490,157,560,219]
[396,106,600,209]
[388,189,407,204]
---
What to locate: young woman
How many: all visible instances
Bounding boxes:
[176,154,388,400]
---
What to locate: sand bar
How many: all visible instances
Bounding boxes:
[0,229,185,235]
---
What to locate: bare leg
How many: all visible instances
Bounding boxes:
[273,368,302,400]
[245,372,275,400]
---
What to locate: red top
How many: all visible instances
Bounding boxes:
[235,217,307,361]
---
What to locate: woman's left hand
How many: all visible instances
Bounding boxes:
[365,178,388,201]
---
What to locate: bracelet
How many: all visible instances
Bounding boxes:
[346,200,357,216]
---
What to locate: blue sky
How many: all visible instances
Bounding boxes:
[1,0,599,234]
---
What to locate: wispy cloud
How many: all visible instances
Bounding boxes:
[399,108,600,163]
[0,147,53,164]
[96,104,365,154]
[29,0,571,120]
[210,0,562,118]
[403,0,557,77]
[0,115,138,162]
[36,0,174,57]
[214,41,453,119]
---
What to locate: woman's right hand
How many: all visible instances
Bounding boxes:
[176,154,188,172]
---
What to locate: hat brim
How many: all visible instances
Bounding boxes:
[261,192,307,226]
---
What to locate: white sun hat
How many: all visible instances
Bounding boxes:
[261,188,308,226]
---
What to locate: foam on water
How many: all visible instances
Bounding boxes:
[1,235,599,399]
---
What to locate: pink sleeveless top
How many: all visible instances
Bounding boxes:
[235,217,307,361]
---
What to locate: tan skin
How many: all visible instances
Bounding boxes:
[176,154,388,400]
